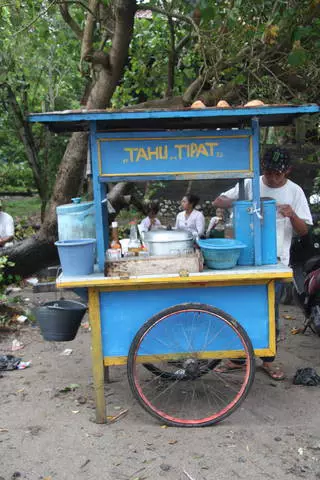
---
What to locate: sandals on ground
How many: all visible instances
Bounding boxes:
[260,364,285,381]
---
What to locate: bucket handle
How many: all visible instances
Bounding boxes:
[55,266,65,302]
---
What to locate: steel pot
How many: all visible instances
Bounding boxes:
[144,229,194,256]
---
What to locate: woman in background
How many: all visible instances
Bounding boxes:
[139,202,162,233]
[175,194,205,238]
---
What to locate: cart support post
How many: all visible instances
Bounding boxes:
[88,288,106,423]
[251,117,262,265]
[90,121,108,271]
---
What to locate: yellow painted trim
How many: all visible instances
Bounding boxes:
[88,288,106,424]
[98,134,251,142]
[57,270,293,290]
[268,281,276,356]
[104,350,248,366]
[103,348,276,366]
[98,279,268,293]
[97,140,102,176]
[99,170,251,178]
[249,136,253,171]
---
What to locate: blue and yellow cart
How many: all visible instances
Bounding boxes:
[29,104,319,427]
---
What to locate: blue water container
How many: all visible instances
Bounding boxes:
[56,200,96,241]
[261,199,277,265]
[55,239,96,275]
[233,201,254,265]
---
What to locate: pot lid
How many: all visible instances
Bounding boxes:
[144,229,193,242]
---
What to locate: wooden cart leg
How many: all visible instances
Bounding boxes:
[88,288,106,424]
[104,366,110,383]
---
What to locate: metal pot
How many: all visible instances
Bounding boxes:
[144,229,194,256]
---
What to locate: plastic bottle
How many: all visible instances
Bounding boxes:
[110,221,121,249]
[106,221,121,261]
[224,216,234,239]
[128,221,141,255]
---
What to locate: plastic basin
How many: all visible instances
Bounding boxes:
[55,238,96,276]
[197,239,247,269]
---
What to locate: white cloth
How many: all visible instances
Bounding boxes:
[0,211,14,247]
[221,177,313,266]
[175,209,205,238]
[139,216,162,233]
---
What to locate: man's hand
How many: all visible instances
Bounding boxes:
[278,204,309,236]
[278,204,295,219]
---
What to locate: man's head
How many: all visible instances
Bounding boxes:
[261,147,291,188]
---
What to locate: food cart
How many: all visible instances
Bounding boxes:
[29,104,319,427]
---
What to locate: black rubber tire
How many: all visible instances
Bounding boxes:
[127,303,255,427]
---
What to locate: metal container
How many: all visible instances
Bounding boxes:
[144,230,194,256]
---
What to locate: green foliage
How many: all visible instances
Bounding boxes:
[0,2,82,200]
[0,162,35,191]
[112,14,201,106]
[14,218,37,241]
[0,256,20,293]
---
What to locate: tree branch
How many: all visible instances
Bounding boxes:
[182,75,204,104]
[80,0,99,63]
[166,15,175,97]
[59,2,83,40]
[136,3,193,26]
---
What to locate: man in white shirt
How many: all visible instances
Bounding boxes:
[0,200,14,248]
[212,147,312,380]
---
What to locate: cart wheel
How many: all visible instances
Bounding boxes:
[127,303,255,427]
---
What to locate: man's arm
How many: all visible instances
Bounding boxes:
[0,235,14,247]
[212,181,244,209]
[212,195,234,209]
[278,205,309,236]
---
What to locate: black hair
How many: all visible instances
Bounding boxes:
[184,193,200,208]
[262,147,291,172]
[147,202,160,216]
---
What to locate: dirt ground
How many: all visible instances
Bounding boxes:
[1,286,320,480]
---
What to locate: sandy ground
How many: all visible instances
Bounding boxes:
[1,287,320,480]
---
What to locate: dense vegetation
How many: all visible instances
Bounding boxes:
[0,0,319,276]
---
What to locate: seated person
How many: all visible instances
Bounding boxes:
[0,200,14,248]
[139,202,162,233]
[175,194,205,238]
[206,207,226,238]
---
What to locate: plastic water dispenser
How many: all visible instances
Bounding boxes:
[56,198,96,241]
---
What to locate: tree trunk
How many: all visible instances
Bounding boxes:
[5,0,137,278]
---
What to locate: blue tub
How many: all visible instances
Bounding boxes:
[197,239,247,269]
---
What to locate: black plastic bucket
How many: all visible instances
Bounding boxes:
[34,300,87,341]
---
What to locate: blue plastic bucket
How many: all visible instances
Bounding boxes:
[233,201,254,266]
[55,239,96,276]
[56,201,96,241]
[197,239,246,269]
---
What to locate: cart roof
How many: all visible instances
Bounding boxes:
[28,104,319,133]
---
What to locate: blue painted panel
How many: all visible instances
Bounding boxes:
[97,130,252,178]
[100,284,270,357]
